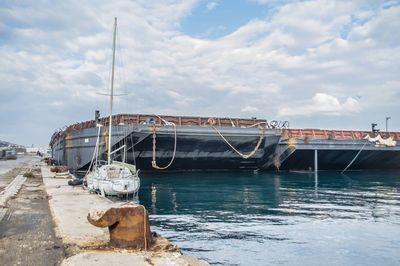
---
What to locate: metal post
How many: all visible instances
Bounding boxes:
[371,123,379,137]
[314,169,318,195]
[95,110,100,124]
[314,149,318,172]
[386,117,391,132]
[314,149,318,196]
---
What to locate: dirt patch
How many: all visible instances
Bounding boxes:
[0,175,65,265]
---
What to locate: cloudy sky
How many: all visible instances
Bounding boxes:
[0,0,399,146]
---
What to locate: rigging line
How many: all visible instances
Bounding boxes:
[115,26,129,103]
[130,128,137,166]
[116,28,125,91]
[123,123,127,163]
[105,21,114,107]
[115,26,132,117]
[341,140,369,174]
[98,27,120,101]
[84,125,102,182]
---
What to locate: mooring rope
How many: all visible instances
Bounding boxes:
[246,121,269,128]
[151,116,177,170]
[341,140,369,174]
[208,118,265,159]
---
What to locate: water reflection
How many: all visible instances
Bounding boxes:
[138,171,400,265]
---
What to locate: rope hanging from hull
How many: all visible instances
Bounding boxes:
[207,118,266,159]
[151,116,266,170]
[341,140,369,174]
[151,119,178,170]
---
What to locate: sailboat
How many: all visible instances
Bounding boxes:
[85,18,140,197]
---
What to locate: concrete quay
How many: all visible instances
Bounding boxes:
[0,156,207,265]
[41,164,208,266]
[0,156,64,265]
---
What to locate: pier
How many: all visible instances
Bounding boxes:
[0,156,208,265]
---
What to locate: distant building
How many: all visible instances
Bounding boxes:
[26,147,40,154]
[0,147,17,160]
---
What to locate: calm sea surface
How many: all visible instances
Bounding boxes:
[138,171,400,266]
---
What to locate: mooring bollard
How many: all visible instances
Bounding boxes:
[87,202,153,249]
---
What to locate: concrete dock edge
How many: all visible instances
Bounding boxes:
[41,164,209,266]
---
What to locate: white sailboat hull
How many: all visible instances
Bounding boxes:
[86,164,140,196]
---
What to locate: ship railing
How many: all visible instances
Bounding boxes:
[60,113,287,132]
[281,129,400,141]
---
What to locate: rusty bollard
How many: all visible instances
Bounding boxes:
[87,202,153,249]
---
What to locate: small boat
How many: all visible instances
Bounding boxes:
[86,161,140,196]
[85,17,140,197]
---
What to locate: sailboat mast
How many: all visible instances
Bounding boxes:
[108,17,117,165]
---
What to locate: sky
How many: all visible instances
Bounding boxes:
[0,0,399,146]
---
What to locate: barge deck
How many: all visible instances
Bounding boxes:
[268,129,400,171]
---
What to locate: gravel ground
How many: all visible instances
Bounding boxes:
[0,168,65,265]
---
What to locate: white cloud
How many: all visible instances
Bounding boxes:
[348,6,400,47]
[0,0,399,145]
[278,93,361,117]
[342,97,361,112]
[166,90,195,107]
[206,2,218,11]
[241,106,259,113]
[49,101,65,107]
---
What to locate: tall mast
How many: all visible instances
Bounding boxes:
[108,17,117,165]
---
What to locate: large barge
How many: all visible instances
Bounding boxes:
[272,128,400,171]
[50,113,282,172]
[50,113,400,172]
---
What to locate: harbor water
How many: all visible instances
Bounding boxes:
[138,170,400,266]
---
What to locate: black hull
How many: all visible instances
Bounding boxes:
[124,129,280,171]
[50,116,400,172]
[277,149,400,171]
[52,124,281,172]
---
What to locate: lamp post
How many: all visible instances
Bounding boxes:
[386,117,391,132]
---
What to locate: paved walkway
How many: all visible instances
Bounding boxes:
[0,160,208,266]
[41,165,208,266]
[42,166,111,246]
[0,155,40,221]
[0,161,64,266]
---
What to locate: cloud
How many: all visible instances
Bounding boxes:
[49,101,65,107]
[206,1,218,11]
[166,90,195,107]
[278,93,361,116]
[241,106,259,113]
[0,0,399,145]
